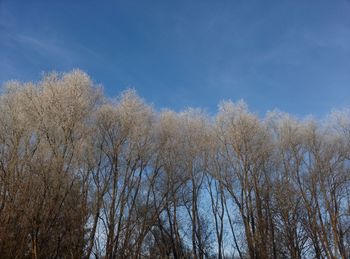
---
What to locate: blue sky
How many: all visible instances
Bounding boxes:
[1,0,349,116]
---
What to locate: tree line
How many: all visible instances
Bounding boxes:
[0,70,349,258]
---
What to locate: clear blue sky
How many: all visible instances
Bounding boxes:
[1,0,349,116]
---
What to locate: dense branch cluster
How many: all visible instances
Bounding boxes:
[0,70,349,258]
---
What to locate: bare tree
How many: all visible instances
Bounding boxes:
[0,70,349,259]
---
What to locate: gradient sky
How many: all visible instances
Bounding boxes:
[1,0,349,117]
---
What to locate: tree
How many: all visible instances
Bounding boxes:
[0,70,349,258]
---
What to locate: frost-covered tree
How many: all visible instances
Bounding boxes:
[0,70,349,259]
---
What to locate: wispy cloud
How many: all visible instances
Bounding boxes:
[14,33,76,61]
[0,3,96,68]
